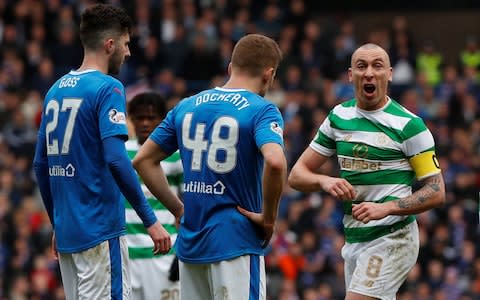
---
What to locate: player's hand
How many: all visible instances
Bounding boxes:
[51,232,58,260]
[321,177,356,200]
[147,221,172,255]
[352,202,390,223]
[174,207,184,230]
[237,206,274,248]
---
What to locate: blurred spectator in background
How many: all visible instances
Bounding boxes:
[417,40,443,87]
[389,30,417,100]
[181,32,223,93]
[459,36,480,77]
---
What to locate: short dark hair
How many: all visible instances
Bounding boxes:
[79,4,132,50]
[128,92,167,119]
[231,34,282,77]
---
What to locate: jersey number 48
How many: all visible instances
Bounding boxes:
[182,113,238,174]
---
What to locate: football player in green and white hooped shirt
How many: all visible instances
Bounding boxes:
[289,44,446,300]
[125,92,183,300]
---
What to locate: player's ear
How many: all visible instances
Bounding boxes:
[227,62,232,76]
[263,67,275,84]
[104,38,115,55]
[348,67,353,82]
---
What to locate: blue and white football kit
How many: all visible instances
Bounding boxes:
[34,69,157,300]
[149,87,284,300]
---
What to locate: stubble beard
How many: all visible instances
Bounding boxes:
[108,51,123,75]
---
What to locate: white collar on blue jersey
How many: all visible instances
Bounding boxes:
[69,69,99,75]
[214,87,247,92]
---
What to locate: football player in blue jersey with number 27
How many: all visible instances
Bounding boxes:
[133,34,287,300]
[33,4,179,300]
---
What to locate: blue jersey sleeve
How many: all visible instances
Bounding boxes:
[33,131,55,227]
[98,81,128,140]
[254,104,284,148]
[103,136,157,227]
[149,108,179,155]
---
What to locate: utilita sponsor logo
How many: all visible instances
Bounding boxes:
[49,164,75,177]
[183,180,226,195]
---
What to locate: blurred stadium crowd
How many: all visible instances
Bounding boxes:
[0,0,480,299]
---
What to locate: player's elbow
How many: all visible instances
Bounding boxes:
[426,191,446,212]
[434,192,446,208]
[132,155,151,175]
[264,153,287,176]
[428,173,446,208]
[287,164,303,190]
[432,185,446,208]
[262,143,287,176]
[287,171,297,189]
[132,156,142,172]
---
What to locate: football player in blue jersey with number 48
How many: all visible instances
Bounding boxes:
[33,4,179,300]
[133,34,287,300]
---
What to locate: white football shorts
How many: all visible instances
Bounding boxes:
[130,255,179,300]
[58,235,131,300]
[179,254,266,300]
[342,221,419,300]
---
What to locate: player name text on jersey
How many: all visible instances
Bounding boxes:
[195,92,250,110]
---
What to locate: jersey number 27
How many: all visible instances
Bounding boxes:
[44,98,83,155]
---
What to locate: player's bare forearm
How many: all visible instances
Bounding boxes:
[289,170,327,192]
[352,173,445,223]
[134,139,184,219]
[390,173,445,215]
[238,144,286,247]
[140,164,184,218]
[289,153,355,199]
[262,157,287,224]
[262,143,287,224]
[288,148,331,192]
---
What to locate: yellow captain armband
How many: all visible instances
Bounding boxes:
[409,150,441,180]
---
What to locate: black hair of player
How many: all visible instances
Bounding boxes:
[128,92,167,119]
[79,4,133,50]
